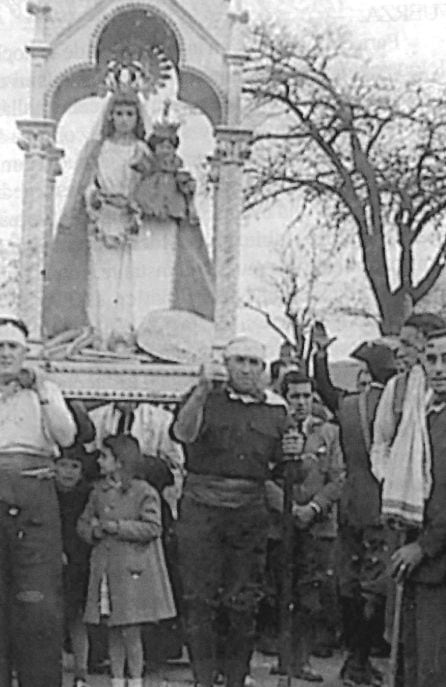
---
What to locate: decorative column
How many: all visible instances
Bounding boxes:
[226,0,249,127]
[26,2,52,117]
[211,127,251,350]
[210,0,251,353]
[16,2,58,339]
[16,119,63,339]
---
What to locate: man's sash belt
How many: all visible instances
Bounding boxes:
[0,452,55,505]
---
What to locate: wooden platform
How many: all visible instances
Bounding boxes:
[29,356,199,403]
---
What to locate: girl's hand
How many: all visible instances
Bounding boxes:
[102,520,119,535]
[91,517,103,540]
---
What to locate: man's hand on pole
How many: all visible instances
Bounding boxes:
[281,431,305,457]
[390,542,424,582]
[197,360,228,393]
[292,503,316,529]
[173,360,228,444]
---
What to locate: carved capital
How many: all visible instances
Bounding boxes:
[227,0,249,23]
[225,52,248,67]
[227,0,249,54]
[25,43,52,59]
[213,126,252,167]
[26,2,51,43]
[16,118,57,157]
[26,1,51,15]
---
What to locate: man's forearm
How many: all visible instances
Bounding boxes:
[172,387,208,443]
[313,351,340,413]
[38,383,77,447]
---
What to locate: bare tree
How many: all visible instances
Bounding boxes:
[244,25,446,334]
[244,216,356,364]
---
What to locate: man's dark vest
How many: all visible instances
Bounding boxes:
[337,386,383,528]
[413,408,446,584]
[183,389,286,481]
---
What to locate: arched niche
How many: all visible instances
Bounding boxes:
[49,64,102,123]
[95,7,180,69]
[48,7,226,129]
[178,68,225,127]
[49,7,181,123]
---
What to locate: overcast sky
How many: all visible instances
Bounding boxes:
[1,0,446,357]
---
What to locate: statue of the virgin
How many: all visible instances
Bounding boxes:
[43,65,214,352]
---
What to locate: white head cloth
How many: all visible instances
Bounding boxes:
[225,335,266,362]
[0,322,27,347]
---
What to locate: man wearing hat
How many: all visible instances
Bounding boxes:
[312,323,397,686]
[172,336,292,687]
[0,315,77,687]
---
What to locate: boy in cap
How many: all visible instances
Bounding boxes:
[0,315,77,687]
[172,336,295,687]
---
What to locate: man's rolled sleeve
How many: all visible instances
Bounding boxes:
[41,381,77,447]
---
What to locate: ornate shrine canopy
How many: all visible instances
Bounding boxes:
[18,0,251,398]
[28,0,248,128]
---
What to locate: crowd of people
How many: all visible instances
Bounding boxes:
[1,312,446,687]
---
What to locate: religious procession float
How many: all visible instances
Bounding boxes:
[17,0,251,404]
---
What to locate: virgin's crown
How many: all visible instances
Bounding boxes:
[104,60,146,95]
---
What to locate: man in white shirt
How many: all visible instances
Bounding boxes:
[0,315,76,687]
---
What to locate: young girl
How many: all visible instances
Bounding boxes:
[77,434,176,687]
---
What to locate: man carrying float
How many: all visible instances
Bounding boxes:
[0,315,77,687]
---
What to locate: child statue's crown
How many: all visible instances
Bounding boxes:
[152,100,180,142]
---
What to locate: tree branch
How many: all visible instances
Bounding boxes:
[242,301,292,342]
[411,239,446,303]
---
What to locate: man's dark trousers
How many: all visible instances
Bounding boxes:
[0,472,63,687]
[177,495,269,687]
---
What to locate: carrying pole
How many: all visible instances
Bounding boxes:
[278,419,303,687]
[387,581,404,687]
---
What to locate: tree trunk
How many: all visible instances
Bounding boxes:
[378,290,413,335]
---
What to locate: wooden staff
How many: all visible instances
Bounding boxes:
[388,580,404,687]
[278,419,304,687]
[387,527,407,687]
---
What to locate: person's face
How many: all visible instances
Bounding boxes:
[279,344,293,364]
[394,347,408,374]
[398,325,426,370]
[155,138,176,162]
[425,336,446,396]
[97,447,120,476]
[55,458,83,490]
[357,369,372,392]
[112,104,138,135]
[226,354,265,394]
[0,341,26,379]
[285,382,313,421]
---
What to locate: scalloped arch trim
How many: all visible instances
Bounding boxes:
[89,2,186,66]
